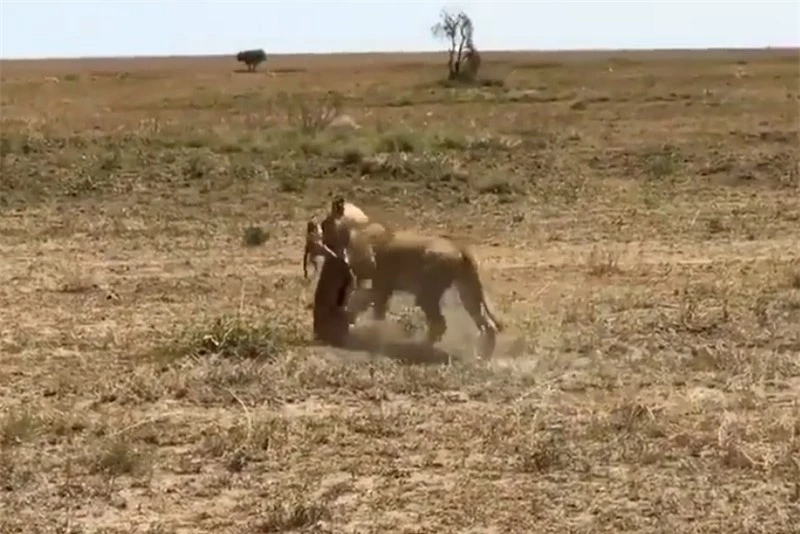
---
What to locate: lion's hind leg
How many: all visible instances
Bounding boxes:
[460,301,498,359]
[416,282,449,345]
[455,281,500,360]
[419,298,446,344]
[476,321,498,360]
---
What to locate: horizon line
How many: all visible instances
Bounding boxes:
[1,45,797,62]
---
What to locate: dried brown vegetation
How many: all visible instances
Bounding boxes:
[1,48,799,533]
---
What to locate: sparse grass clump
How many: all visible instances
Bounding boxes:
[435,134,468,150]
[433,133,521,152]
[242,225,269,247]
[202,413,291,472]
[354,151,468,185]
[374,130,420,153]
[229,160,268,181]
[338,145,367,167]
[586,247,622,276]
[274,90,345,135]
[88,437,150,478]
[516,431,569,473]
[183,151,219,181]
[254,496,333,533]
[277,172,307,193]
[58,271,98,293]
[646,149,680,179]
[475,176,523,197]
[159,315,303,364]
[1,407,41,446]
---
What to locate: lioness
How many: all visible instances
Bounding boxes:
[303,197,370,280]
[345,224,504,359]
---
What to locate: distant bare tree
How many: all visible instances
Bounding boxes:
[431,9,480,83]
[236,49,267,72]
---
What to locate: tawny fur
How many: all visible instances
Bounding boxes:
[345,223,504,359]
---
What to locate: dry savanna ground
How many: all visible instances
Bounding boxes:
[1,49,799,533]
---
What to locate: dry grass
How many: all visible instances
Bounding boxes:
[1,48,799,533]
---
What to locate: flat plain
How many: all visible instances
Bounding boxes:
[1,48,799,533]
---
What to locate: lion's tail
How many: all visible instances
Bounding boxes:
[456,247,504,333]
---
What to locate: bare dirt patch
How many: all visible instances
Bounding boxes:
[1,49,799,533]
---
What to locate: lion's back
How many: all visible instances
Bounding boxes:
[388,232,461,259]
[372,232,463,292]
